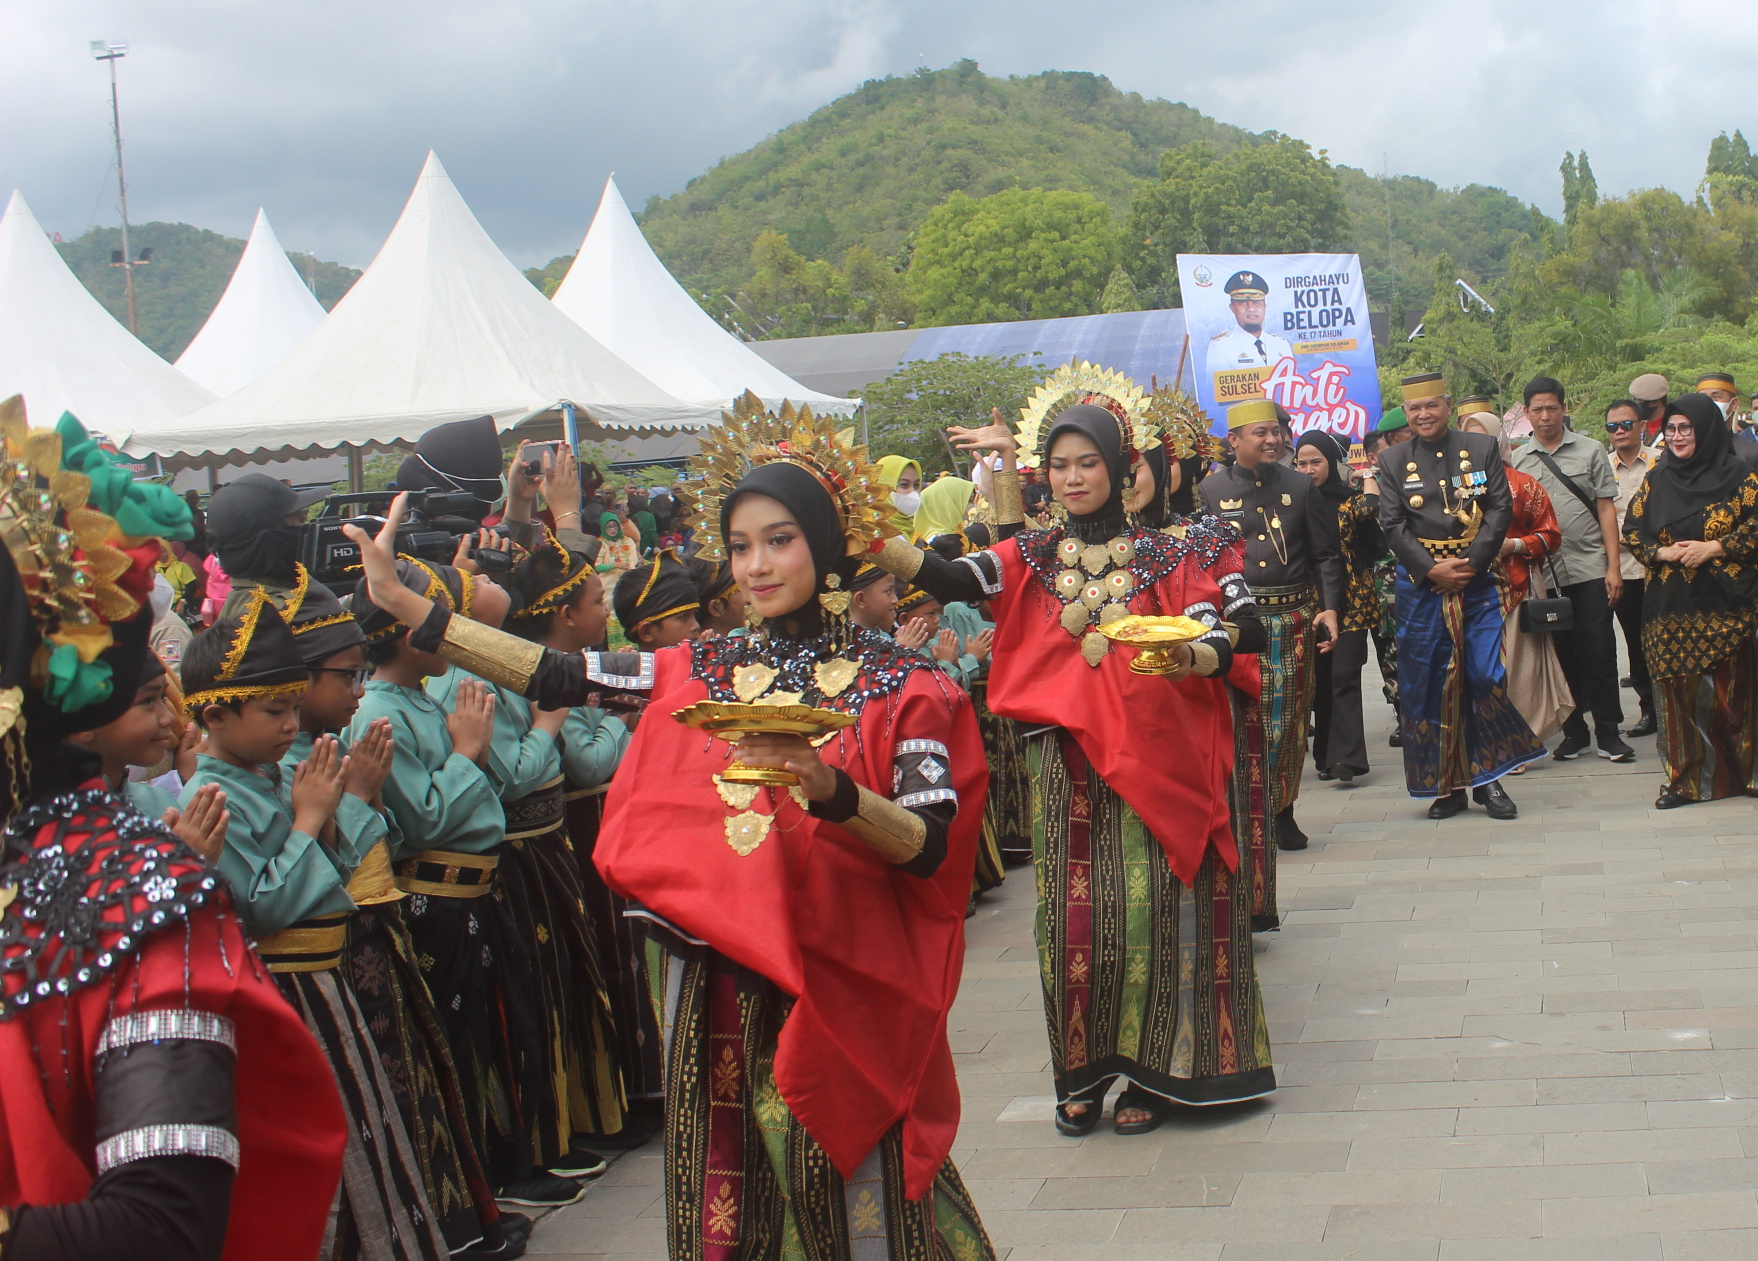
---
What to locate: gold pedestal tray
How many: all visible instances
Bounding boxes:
[673,699,859,785]
[1095,614,1211,675]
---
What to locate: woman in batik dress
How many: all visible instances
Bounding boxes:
[1624,393,1758,808]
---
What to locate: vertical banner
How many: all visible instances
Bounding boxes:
[1175,253,1381,441]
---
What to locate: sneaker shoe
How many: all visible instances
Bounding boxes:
[1597,734,1637,763]
[548,1143,609,1179]
[497,1174,587,1207]
[1553,732,1589,760]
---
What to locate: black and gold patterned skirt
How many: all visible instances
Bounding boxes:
[499,776,627,1163]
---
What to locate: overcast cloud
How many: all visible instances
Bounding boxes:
[3,1,1754,271]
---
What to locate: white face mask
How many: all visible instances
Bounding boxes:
[892,490,921,516]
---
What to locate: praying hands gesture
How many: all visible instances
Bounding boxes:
[291,736,349,844]
[162,782,229,864]
[344,718,395,804]
[447,680,497,767]
[895,617,931,650]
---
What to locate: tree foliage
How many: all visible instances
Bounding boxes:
[56,222,358,361]
[1099,265,1141,314]
[1560,151,1599,229]
[719,232,913,339]
[908,189,1119,326]
[1126,137,1353,305]
[859,351,1050,475]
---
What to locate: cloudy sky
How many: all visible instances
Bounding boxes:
[4,0,1754,271]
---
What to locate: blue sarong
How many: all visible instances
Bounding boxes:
[1395,570,1545,796]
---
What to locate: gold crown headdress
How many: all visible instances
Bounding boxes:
[684,391,890,561]
[1145,386,1225,464]
[1,397,142,721]
[1016,362,1157,470]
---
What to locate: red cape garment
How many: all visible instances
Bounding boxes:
[0,783,347,1261]
[983,528,1237,884]
[595,645,986,1199]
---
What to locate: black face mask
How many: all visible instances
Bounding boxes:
[214,522,304,585]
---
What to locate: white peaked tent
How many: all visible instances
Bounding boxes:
[552,176,859,417]
[175,209,326,396]
[126,152,711,463]
[0,190,215,440]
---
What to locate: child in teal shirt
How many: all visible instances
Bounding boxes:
[181,592,450,1259]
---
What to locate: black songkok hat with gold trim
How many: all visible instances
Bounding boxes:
[183,592,308,708]
[613,549,700,633]
[895,583,935,615]
[507,530,594,624]
[288,578,368,666]
[351,557,457,644]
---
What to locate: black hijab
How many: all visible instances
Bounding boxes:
[1044,403,1130,541]
[1296,431,1355,504]
[1638,393,1750,543]
[395,416,504,523]
[720,460,852,635]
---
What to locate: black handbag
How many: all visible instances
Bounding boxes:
[1518,555,1574,634]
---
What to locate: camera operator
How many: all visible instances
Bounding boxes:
[392,415,507,528]
[500,439,601,564]
[206,472,332,620]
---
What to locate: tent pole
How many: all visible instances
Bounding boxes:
[206,465,218,493]
[562,403,580,452]
[347,448,364,493]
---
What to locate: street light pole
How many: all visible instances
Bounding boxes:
[91,40,141,334]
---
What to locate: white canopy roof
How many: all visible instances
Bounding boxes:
[175,209,326,396]
[552,176,858,417]
[127,152,712,463]
[0,190,215,440]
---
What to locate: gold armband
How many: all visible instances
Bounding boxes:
[1188,642,1221,678]
[438,615,545,694]
[840,784,928,865]
[989,464,1024,526]
[873,535,926,581]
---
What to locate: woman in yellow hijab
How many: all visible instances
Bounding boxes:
[876,455,924,537]
[914,473,976,547]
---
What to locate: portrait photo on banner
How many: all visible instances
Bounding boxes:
[1176,252,1382,442]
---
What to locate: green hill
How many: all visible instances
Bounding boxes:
[56,222,359,361]
[526,60,1551,333]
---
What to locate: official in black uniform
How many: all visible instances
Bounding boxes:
[1201,398,1343,862]
[1376,373,1545,819]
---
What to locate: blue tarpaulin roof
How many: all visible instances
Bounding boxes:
[901,309,1197,393]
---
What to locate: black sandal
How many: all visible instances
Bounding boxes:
[1054,1100,1100,1136]
[1113,1088,1166,1136]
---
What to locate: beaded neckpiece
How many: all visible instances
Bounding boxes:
[0,784,218,1016]
[1017,525,1197,666]
[691,624,932,714]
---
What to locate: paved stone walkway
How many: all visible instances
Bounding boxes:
[533,672,1758,1259]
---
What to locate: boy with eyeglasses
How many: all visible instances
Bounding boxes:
[1606,398,1658,737]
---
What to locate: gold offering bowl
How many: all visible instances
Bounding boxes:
[672,700,859,785]
[1095,614,1211,675]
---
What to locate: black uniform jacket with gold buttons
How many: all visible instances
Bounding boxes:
[1199,459,1344,613]
[1373,427,1511,589]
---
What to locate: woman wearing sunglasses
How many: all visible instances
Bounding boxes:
[1622,394,1758,808]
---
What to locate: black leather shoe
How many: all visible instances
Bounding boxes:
[1316,767,1336,782]
[1427,789,1467,819]
[1655,788,1692,810]
[1275,808,1309,851]
[1626,712,1658,738]
[1619,675,1634,689]
[1471,780,1518,820]
[1388,728,1403,748]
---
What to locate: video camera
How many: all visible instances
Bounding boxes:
[300,489,511,591]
